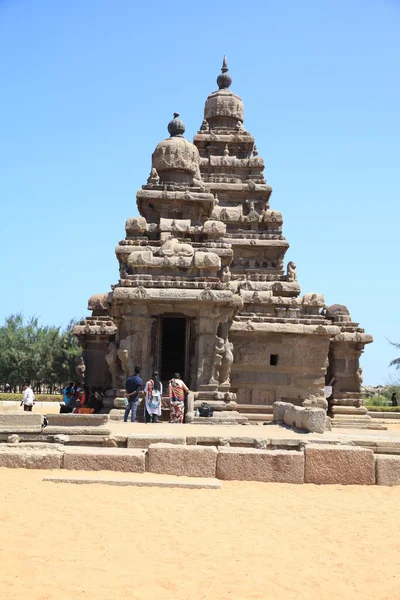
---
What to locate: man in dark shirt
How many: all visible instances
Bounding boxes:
[124,366,143,423]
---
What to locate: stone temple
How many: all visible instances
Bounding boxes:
[74,58,372,425]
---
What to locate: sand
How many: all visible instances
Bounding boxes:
[0,469,400,600]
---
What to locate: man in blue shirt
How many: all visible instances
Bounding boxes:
[124,366,143,423]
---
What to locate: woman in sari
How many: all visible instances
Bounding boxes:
[144,372,163,423]
[168,372,189,424]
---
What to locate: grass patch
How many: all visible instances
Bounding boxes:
[0,393,60,402]
[366,406,400,413]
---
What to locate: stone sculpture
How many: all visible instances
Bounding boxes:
[75,356,86,382]
[286,261,297,282]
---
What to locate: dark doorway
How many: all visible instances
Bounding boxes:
[160,317,187,385]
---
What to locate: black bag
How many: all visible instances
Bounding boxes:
[199,403,214,418]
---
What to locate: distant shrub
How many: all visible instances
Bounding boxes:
[363,395,390,407]
[366,406,400,413]
[0,393,60,402]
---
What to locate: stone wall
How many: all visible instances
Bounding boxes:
[231,332,329,405]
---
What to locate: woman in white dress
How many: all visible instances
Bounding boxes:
[144,371,163,423]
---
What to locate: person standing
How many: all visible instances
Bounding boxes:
[144,372,163,423]
[169,373,189,424]
[124,366,143,423]
[392,392,398,407]
[21,381,35,412]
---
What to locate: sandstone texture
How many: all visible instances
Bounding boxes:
[376,455,400,486]
[45,414,109,427]
[127,435,186,449]
[0,413,43,427]
[44,427,111,436]
[305,445,375,485]
[62,447,146,472]
[0,447,62,469]
[216,447,304,483]
[273,402,291,423]
[148,443,217,478]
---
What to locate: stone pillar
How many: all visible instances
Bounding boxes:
[196,314,219,391]
[328,340,370,427]
[118,314,154,382]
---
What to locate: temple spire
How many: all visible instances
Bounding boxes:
[217,55,232,90]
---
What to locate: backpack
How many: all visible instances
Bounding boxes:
[199,403,214,418]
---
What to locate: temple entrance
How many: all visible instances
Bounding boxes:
[158,316,188,386]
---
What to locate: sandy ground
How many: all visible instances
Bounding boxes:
[0,469,400,600]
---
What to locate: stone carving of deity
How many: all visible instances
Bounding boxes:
[75,356,86,382]
[219,339,234,385]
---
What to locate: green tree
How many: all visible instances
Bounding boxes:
[0,314,82,392]
[389,341,400,370]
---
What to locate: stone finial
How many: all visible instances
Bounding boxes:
[217,55,232,89]
[167,112,185,137]
[253,145,259,156]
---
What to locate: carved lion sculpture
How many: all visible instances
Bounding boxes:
[159,237,194,257]
[286,261,297,282]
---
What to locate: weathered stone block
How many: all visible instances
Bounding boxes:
[63,447,145,472]
[273,401,292,423]
[0,412,43,427]
[216,448,304,483]
[127,435,186,449]
[44,427,111,436]
[305,445,375,485]
[109,409,125,420]
[301,408,326,433]
[283,405,301,428]
[376,455,400,486]
[45,414,109,427]
[0,447,62,469]
[148,443,217,478]
[0,426,42,434]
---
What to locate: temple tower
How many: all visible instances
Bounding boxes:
[74,58,372,426]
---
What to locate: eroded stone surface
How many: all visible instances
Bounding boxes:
[45,414,109,427]
[216,447,304,483]
[0,413,43,427]
[305,445,375,485]
[148,443,217,478]
[376,455,400,486]
[63,447,145,472]
[127,435,186,449]
[0,447,62,469]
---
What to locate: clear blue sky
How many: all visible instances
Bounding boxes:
[0,0,399,385]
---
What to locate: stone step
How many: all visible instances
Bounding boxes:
[43,473,221,489]
[245,414,273,422]
[62,446,146,472]
[236,404,273,414]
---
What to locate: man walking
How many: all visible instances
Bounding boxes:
[124,366,143,423]
[21,381,35,412]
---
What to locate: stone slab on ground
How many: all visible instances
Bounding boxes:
[216,447,305,483]
[148,443,217,478]
[0,446,62,469]
[109,409,125,420]
[192,411,248,425]
[305,444,375,485]
[44,427,111,436]
[376,455,400,486]
[43,474,221,489]
[62,447,146,472]
[45,414,109,427]
[127,434,186,448]
[42,434,110,446]
[0,412,43,427]
[0,426,42,434]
